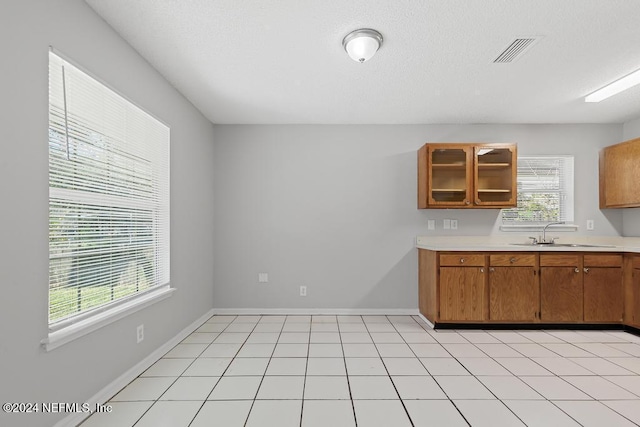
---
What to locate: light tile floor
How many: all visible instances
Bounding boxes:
[80,315,640,427]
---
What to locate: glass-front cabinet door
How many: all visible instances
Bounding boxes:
[474,145,517,207]
[427,145,473,206]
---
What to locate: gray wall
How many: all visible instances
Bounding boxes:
[622,116,640,236]
[213,124,622,310]
[0,1,215,426]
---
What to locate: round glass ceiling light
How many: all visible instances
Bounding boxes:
[342,29,383,63]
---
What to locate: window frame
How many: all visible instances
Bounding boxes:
[500,155,575,230]
[44,49,172,351]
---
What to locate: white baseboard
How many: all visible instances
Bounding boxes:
[416,313,435,329]
[211,308,420,316]
[54,308,215,427]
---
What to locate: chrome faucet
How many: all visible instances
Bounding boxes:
[539,221,565,244]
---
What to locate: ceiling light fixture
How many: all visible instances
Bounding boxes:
[585,68,640,102]
[342,28,383,63]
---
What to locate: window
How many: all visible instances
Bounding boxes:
[502,156,574,224]
[48,51,170,334]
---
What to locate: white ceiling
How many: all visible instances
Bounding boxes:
[86,0,640,125]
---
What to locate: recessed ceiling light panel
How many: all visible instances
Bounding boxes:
[585,68,640,102]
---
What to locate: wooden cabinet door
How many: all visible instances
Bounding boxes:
[599,137,640,208]
[540,267,583,322]
[584,267,623,322]
[440,267,486,321]
[633,265,640,326]
[489,267,538,321]
[427,145,473,207]
[474,144,517,207]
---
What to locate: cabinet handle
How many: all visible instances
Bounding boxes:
[574,267,580,273]
[465,200,471,205]
[460,258,465,264]
[583,268,589,274]
[489,267,495,272]
[510,257,516,264]
[480,268,484,273]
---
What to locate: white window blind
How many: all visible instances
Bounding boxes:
[502,156,574,224]
[48,51,170,330]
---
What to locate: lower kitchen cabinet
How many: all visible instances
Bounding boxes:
[418,249,632,327]
[440,266,486,321]
[438,253,487,321]
[540,254,583,322]
[583,254,623,322]
[633,256,640,326]
[488,254,539,321]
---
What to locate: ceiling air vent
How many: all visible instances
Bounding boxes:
[493,37,542,63]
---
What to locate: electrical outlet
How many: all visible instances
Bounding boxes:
[451,219,458,230]
[427,219,435,230]
[586,220,594,231]
[443,219,451,230]
[258,273,269,283]
[136,324,144,343]
[300,286,307,297]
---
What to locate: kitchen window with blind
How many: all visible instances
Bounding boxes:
[46,50,170,348]
[502,156,574,224]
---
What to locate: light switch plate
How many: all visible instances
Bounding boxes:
[258,273,269,283]
[443,219,451,230]
[586,220,594,230]
[427,219,435,230]
[451,219,458,230]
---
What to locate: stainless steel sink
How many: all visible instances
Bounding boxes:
[510,243,616,248]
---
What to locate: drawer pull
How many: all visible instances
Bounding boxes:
[574,267,580,273]
[460,258,465,264]
[584,268,589,274]
[510,257,516,264]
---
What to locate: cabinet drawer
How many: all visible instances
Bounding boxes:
[540,254,581,267]
[490,253,536,266]
[440,253,485,266]
[583,254,622,267]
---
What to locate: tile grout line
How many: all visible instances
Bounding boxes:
[401,316,475,427]
[425,325,542,427]
[385,315,419,427]
[499,329,594,426]
[486,329,597,426]
[338,315,360,427]
[183,315,238,427]
[189,314,249,427]
[243,315,286,427]
[130,315,238,427]
[299,316,312,427]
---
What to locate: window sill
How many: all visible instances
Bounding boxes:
[41,286,175,352]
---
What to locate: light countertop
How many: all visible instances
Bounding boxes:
[416,236,640,253]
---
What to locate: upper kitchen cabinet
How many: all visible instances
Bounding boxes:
[418,143,473,208]
[474,145,517,207]
[418,143,517,209]
[599,137,640,208]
